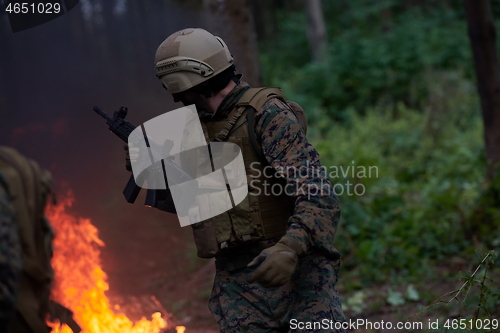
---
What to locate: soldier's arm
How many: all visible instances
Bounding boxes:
[254,99,340,259]
[0,182,22,327]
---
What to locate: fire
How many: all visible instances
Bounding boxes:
[46,192,171,333]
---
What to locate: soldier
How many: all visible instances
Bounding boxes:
[0,172,22,330]
[0,147,80,333]
[133,28,347,332]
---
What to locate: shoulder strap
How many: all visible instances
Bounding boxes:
[246,107,266,162]
[238,88,287,163]
[238,88,306,130]
[237,87,286,111]
[213,106,247,142]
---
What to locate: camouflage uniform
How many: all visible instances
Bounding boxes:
[0,175,22,328]
[201,79,347,332]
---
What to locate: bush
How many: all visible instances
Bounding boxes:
[259,1,500,285]
[311,99,486,283]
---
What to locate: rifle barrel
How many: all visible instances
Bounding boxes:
[93,106,112,122]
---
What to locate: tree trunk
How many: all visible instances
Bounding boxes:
[381,1,392,32]
[202,0,262,87]
[464,0,500,177]
[251,0,278,43]
[304,0,328,63]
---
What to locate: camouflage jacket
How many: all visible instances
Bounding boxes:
[0,175,22,327]
[199,79,341,261]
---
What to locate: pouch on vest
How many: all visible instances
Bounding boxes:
[191,220,219,259]
[189,192,220,258]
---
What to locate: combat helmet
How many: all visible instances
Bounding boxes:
[155,28,234,94]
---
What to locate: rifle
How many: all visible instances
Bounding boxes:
[49,300,82,333]
[93,106,195,212]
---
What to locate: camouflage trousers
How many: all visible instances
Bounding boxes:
[209,254,347,333]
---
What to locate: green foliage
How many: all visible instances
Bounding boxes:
[387,288,405,306]
[258,0,500,286]
[261,2,474,120]
[344,290,367,314]
[311,96,488,282]
[406,284,420,301]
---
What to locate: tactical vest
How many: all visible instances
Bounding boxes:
[0,147,81,333]
[191,88,305,258]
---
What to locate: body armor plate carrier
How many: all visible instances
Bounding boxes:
[191,88,306,258]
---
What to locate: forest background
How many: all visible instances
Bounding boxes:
[1,0,499,332]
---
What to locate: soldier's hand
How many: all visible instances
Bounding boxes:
[124,143,139,172]
[247,236,303,288]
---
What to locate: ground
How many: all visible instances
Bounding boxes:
[88,198,498,333]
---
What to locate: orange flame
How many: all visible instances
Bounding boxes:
[46,193,168,333]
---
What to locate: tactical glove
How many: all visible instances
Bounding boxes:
[247,236,304,288]
[124,144,139,172]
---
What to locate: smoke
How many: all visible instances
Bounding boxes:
[0,0,204,298]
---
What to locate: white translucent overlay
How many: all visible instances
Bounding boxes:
[128,105,248,227]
